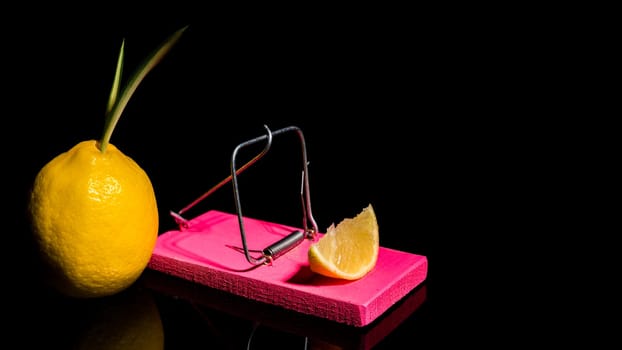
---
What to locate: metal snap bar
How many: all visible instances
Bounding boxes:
[169,125,318,266]
[231,125,318,265]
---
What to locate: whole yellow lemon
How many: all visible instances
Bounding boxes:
[29,140,158,298]
[27,26,187,298]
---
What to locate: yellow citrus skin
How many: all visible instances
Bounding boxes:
[28,140,159,298]
[308,204,379,280]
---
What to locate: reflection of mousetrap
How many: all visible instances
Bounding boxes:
[148,125,428,327]
[143,268,427,349]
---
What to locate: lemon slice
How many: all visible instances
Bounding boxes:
[308,204,379,280]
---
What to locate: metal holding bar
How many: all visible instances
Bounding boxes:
[169,125,273,229]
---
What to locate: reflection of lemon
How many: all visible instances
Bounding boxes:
[308,204,379,280]
[308,338,345,350]
[74,286,164,350]
[28,140,158,298]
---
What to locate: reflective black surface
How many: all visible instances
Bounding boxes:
[12,268,430,349]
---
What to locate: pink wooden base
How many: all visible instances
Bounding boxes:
[148,210,428,327]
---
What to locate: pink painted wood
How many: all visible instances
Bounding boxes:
[148,210,428,327]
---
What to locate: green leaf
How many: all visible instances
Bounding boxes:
[99,25,189,153]
[106,39,125,115]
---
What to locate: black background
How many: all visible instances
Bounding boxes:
[3,5,560,347]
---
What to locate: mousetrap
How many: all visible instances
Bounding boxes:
[148,125,428,327]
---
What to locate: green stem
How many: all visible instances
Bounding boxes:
[99,25,188,153]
